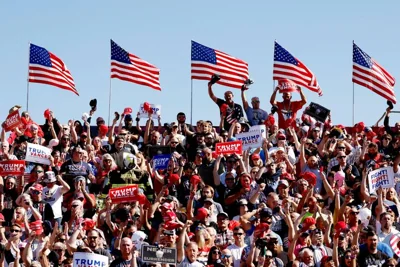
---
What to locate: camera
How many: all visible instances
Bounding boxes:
[255,238,269,249]
[241,79,254,91]
[209,74,221,85]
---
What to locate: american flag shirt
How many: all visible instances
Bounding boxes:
[216,98,244,130]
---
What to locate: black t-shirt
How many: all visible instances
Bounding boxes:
[357,250,389,267]
[110,254,147,267]
[60,159,93,190]
[216,98,244,130]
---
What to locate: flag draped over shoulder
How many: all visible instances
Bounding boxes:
[191,41,249,89]
[273,41,322,96]
[353,42,396,103]
[29,44,78,96]
[110,40,161,91]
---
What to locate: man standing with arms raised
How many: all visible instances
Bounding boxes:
[270,79,307,129]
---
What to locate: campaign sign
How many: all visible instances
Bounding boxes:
[3,110,22,132]
[153,154,170,170]
[141,244,177,264]
[304,102,330,122]
[215,140,242,155]
[108,184,139,203]
[0,160,25,176]
[73,252,108,267]
[368,167,394,193]
[249,125,266,139]
[138,103,162,118]
[25,143,51,165]
[236,131,263,150]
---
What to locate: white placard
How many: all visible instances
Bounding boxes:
[368,166,394,193]
[236,131,263,151]
[138,103,161,118]
[25,143,51,165]
[73,252,108,267]
[249,125,266,139]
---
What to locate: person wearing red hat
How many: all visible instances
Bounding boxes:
[300,138,323,193]
[270,84,307,130]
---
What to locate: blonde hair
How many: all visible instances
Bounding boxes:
[100,154,117,169]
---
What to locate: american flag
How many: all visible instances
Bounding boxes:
[29,44,78,96]
[191,41,249,89]
[110,40,161,91]
[353,43,396,103]
[273,42,322,96]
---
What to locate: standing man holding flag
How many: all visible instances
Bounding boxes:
[191,41,249,130]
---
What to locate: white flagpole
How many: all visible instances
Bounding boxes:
[108,77,112,127]
[26,42,31,111]
[352,40,355,125]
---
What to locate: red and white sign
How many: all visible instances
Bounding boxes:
[109,184,140,203]
[3,110,22,132]
[215,140,242,155]
[0,160,25,176]
[278,79,299,93]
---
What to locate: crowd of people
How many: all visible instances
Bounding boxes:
[0,75,400,267]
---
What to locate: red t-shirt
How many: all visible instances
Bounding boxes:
[276,100,304,129]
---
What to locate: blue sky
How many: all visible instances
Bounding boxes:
[1,1,399,128]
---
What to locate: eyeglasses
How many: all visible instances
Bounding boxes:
[234,232,244,236]
[62,138,70,141]
[31,190,40,195]
[120,133,127,136]
[221,254,231,259]
[337,156,346,159]
[10,229,20,233]
[212,250,221,255]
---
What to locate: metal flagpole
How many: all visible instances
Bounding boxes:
[352,40,355,125]
[26,42,31,111]
[352,82,355,125]
[108,77,112,126]
[190,79,193,125]
[272,39,276,91]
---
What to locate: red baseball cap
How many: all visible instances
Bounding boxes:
[30,184,43,192]
[196,208,209,221]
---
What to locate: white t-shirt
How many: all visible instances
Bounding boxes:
[227,244,246,267]
[178,256,204,267]
[42,185,63,218]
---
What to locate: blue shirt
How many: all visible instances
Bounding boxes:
[245,106,268,126]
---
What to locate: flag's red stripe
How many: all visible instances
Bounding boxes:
[191,63,248,80]
[353,65,395,95]
[110,69,160,88]
[29,79,79,96]
[29,66,75,89]
[354,65,393,88]
[191,75,242,89]
[353,78,396,104]
[123,58,160,76]
[352,72,395,99]
[111,74,161,91]
[111,64,160,84]
[191,68,247,84]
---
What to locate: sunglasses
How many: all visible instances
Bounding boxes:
[337,147,346,150]
[35,170,44,173]
[221,254,231,259]
[212,250,221,255]
[31,190,41,195]
[171,142,179,144]
[266,255,273,259]
[345,255,352,259]
[59,239,66,242]
[10,229,20,233]
[350,211,359,215]
[6,182,14,185]
[337,156,346,159]
[234,232,244,236]
[71,205,79,208]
